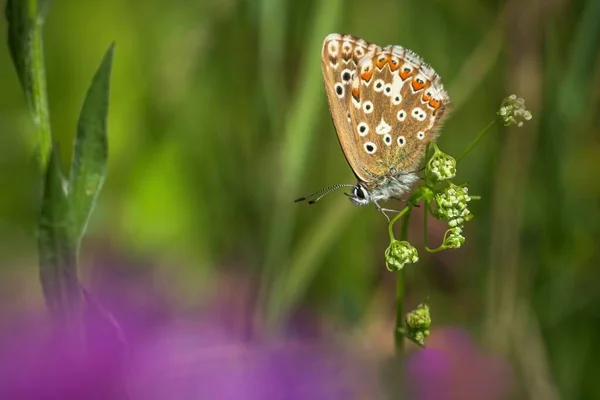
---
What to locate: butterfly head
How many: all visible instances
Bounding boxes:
[347,183,371,206]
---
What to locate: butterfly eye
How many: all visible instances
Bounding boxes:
[354,185,367,200]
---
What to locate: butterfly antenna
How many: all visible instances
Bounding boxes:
[294,184,354,205]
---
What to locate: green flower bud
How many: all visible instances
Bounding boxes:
[385,240,418,272]
[405,303,431,346]
[426,148,457,182]
[442,227,465,249]
[433,183,474,227]
[498,94,532,127]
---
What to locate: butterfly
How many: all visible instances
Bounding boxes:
[295,33,450,220]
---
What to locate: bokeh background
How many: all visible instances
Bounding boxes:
[1,0,599,398]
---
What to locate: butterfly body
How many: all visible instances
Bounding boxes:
[297,33,450,217]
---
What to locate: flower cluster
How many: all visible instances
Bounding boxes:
[405,303,431,346]
[442,226,465,249]
[385,240,418,272]
[497,94,532,127]
[433,183,473,228]
[426,148,457,182]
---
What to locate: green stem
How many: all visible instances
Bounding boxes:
[456,119,496,163]
[29,1,52,169]
[388,205,411,242]
[394,209,412,355]
[423,207,446,253]
[423,199,430,248]
[395,267,405,355]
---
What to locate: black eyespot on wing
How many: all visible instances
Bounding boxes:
[342,71,351,81]
[336,85,343,96]
[366,144,374,152]
[359,125,367,133]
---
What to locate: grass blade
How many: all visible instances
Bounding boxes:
[69,44,114,245]
[38,146,81,335]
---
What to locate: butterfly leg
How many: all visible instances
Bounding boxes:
[374,201,403,222]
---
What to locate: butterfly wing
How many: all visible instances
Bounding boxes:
[347,45,450,184]
[321,34,378,182]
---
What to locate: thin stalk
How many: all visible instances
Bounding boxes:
[423,199,430,248]
[456,119,496,163]
[388,205,411,242]
[423,200,445,253]
[29,1,52,168]
[394,209,412,355]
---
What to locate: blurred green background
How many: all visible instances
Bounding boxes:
[1,0,599,398]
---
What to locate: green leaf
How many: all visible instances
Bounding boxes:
[5,0,53,167]
[38,145,80,326]
[69,43,114,245]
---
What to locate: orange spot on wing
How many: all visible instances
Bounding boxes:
[351,88,360,100]
[429,98,442,115]
[375,55,390,69]
[361,71,373,82]
[389,58,400,71]
[399,69,412,81]
[411,79,426,91]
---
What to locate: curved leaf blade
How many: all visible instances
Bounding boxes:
[38,145,79,326]
[69,43,114,243]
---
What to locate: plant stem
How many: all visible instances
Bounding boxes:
[388,205,411,242]
[29,1,52,169]
[456,119,496,163]
[395,267,405,355]
[422,201,446,253]
[423,199,430,248]
[394,209,412,355]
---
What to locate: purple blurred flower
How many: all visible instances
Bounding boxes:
[0,255,374,399]
[406,327,514,400]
